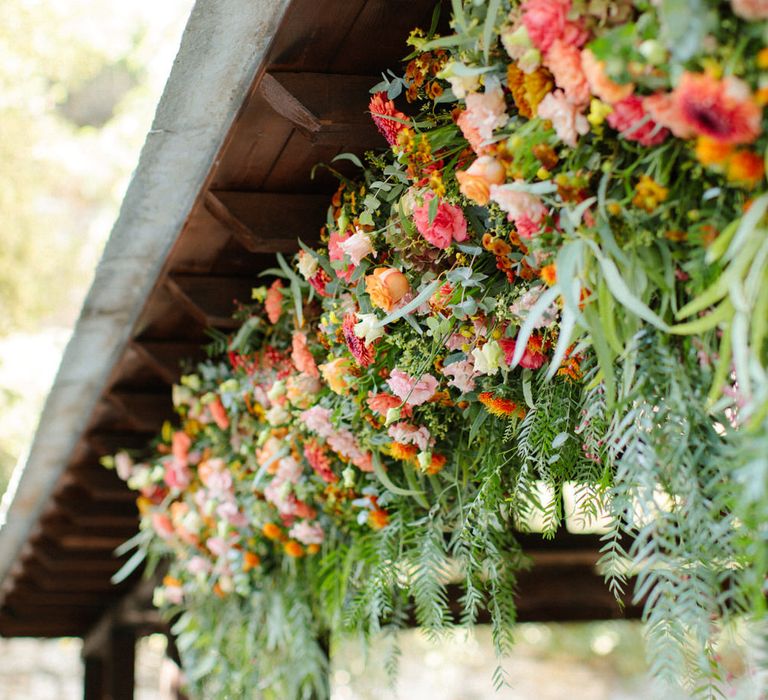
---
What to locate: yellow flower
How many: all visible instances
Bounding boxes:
[632,175,668,213]
[587,98,612,127]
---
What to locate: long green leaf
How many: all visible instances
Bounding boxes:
[483,0,501,63]
[375,279,441,328]
[372,451,425,498]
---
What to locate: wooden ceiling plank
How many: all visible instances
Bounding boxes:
[106,390,174,433]
[165,274,256,329]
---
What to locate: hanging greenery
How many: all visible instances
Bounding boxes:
[105,0,768,697]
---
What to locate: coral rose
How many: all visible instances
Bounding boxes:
[521,0,587,53]
[456,84,509,154]
[365,268,410,311]
[412,192,468,249]
[291,331,319,377]
[456,156,506,205]
[338,229,376,266]
[319,357,353,394]
[489,183,547,224]
[545,40,590,108]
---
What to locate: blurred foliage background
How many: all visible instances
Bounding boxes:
[0,0,194,493]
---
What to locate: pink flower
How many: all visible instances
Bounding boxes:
[206,537,230,558]
[339,229,376,266]
[186,556,211,575]
[606,95,669,146]
[291,332,319,377]
[444,333,466,351]
[289,521,325,546]
[521,0,587,53]
[265,280,283,324]
[367,391,413,418]
[515,214,542,239]
[115,452,134,481]
[352,452,374,473]
[412,193,468,249]
[443,359,478,393]
[343,313,375,367]
[731,0,768,19]
[301,406,334,437]
[387,422,433,451]
[328,230,355,282]
[370,92,408,146]
[489,183,547,224]
[387,369,439,406]
[456,85,509,154]
[217,501,248,527]
[151,512,175,539]
[545,40,589,108]
[537,89,589,147]
[164,459,192,491]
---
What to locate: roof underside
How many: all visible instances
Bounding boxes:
[0,0,639,638]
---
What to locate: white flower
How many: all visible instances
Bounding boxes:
[266,404,290,426]
[339,229,376,266]
[267,379,286,402]
[354,313,384,344]
[471,340,504,376]
[439,62,481,99]
[297,250,319,279]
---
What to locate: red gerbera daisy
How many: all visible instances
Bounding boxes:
[369,92,408,146]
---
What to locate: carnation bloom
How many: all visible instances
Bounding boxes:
[731,0,768,19]
[545,40,590,108]
[537,89,589,147]
[370,92,408,146]
[442,359,478,393]
[387,369,439,405]
[304,440,337,483]
[672,72,762,145]
[301,406,334,436]
[580,48,634,104]
[489,183,547,225]
[456,84,509,154]
[319,357,353,394]
[367,391,413,418]
[456,156,506,205]
[499,334,547,369]
[507,63,554,119]
[478,392,526,419]
[151,512,175,539]
[521,0,587,53]
[412,192,468,249]
[296,250,318,279]
[339,229,376,266]
[328,230,355,282]
[365,268,410,311]
[289,521,325,546]
[265,279,283,323]
[307,268,331,297]
[605,95,669,146]
[387,422,432,451]
[342,313,375,367]
[291,331,319,377]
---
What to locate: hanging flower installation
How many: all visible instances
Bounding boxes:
[107,1,768,697]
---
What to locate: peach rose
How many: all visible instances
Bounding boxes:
[731,0,768,19]
[365,268,410,311]
[456,156,506,205]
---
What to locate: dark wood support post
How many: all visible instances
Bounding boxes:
[83,655,104,700]
[105,625,136,700]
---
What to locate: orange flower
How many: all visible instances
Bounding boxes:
[581,48,634,104]
[365,268,410,311]
[163,575,182,588]
[243,552,261,572]
[456,156,506,205]
[262,523,283,541]
[283,540,304,558]
[265,279,283,324]
[307,543,321,555]
[389,442,418,461]
[208,396,230,431]
[726,150,765,187]
[368,509,390,530]
[695,136,734,166]
[426,453,447,475]
[507,63,554,118]
[213,582,227,598]
[319,357,353,394]
[540,264,557,286]
[478,392,526,419]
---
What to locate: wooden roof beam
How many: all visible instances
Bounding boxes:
[164,273,258,329]
[205,190,326,254]
[106,390,175,433]
[129,340,202,386]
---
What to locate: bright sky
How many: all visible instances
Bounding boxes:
[0,0,195,487]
